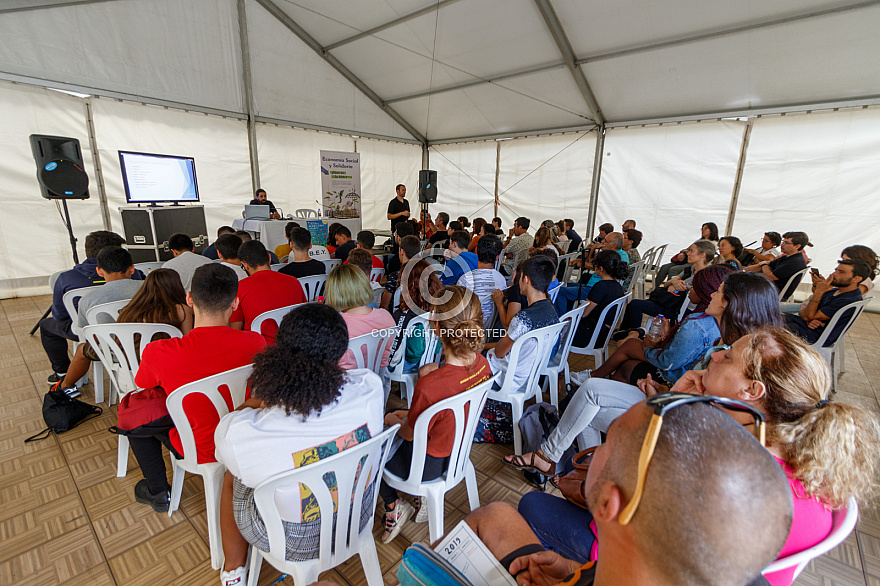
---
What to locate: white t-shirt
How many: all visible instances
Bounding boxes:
[214,369,384,521]
[162,251,214,291]
[308,246,331,261]
[459,268,507,328]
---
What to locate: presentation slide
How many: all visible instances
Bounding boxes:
[119,152,198,203]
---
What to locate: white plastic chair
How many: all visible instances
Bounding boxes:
[548,284,561,304]
[84,299,130,326]
[270,263,286,271]
[558,252,580,284]
[809,297,872,392]
[762,497,858,580]
[569,293,632,367]
[250,303,303,338]
[779,267,809,302]
[62,286,101,391]
[645,243,668,288]
[383,374,499,543]
[246,425,400,586]
[494,248,506,272]
[487,321,567,454]
[322,258,342,274]
[676,291,691,323]
[134,261,164,274]
[627,260,647,299]
[540,304,588,408]
[298,275,328,302]
[295,208,318,218]
[81,323,183,476]
[386,314,442,407]
[166,364,253,571]
[347,328,397,373]
[369,267,385,283]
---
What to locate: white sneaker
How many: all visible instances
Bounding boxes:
[414,496,428,523]
[570,370,591,387]
[382,498,415,544]
[220,565,247,586]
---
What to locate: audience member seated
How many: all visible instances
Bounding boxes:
[562,218,582,252]
[459,235,506,329]
[326,264,396,369]
[380,287,492,543]
[229,240,306,342]
[332,226,356,262]
[741,231,782,265]
[492,216,502,233]
[495,250,561,330]
[387,259,442,373]
[785,259,869,345]
[618,239,715,332]
[530,226,563,259]
[441,230,479,285]
[501,217,533,276]
[807,245,877,297]
[711,235,744,270]
[40,230,140,384]
[125,264,266,512]
[273,221,300,260]
[214,234,247,280]
[248,188,280,219]
[508,271,783,478]
[553,232,628,316]
[467,397,793,586]
[518,328,879,586]
[585,222,613,254]
[593,264,731,385]
[621,218,636,232]
[428,212,451,246]
[652,222,720,286]
[468,217,487,252]
[347,248,383,307]
[745,231,810,300]
[348,230,383,268]
[278,227,325,279]
[325,223,342,256]
[381,233,421,310]
[202,225,235,260]
[623,228,641,264]
[162,232,213,291]
[215,303,384,586]
[385,221,415,275]
[571,250,628,347]
[485,256,559,391]
[234,230,279,264]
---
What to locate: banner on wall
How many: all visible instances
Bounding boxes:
[320,150,361,219]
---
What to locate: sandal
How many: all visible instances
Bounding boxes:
[502,449,556,476]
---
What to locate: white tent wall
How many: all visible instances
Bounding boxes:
[595,121,745,261]
[732,108,880,286]
[0,82,106,298]
[357,138,423,231]
[428,142,498,224]
[91,98,253,241]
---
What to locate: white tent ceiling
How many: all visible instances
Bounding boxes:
[1,0,879,143]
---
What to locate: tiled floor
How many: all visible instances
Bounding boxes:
[1,294,879,585]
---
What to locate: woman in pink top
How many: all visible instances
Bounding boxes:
[326,264,396,369]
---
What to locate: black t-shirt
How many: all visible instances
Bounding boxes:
[249,198,277,214]
[566,229,583,252]
[768,253,807,299]
[786,288,862,344]
[429,231,450,246]
[386,254,402,275]
[387,197,410,231]
[574,278,625,346]
[334,239,357,262]
[279,259,325,279]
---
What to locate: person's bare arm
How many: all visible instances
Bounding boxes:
[494,334,515,359]
[229,321,244,330]
[798,278,833,321]
[760,263,779,281]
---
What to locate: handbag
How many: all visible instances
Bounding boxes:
[25,389,103,442]
[554,448,594,510]
[113,387,169,435]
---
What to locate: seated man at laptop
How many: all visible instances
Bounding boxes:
[248,188,280,219]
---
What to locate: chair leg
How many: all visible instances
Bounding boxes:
[511,401,524,455]
[426,490,446,544]
[93,362,104,404]
[548,373,559,409]
[359,533,385,586]
[464,462,480,512]
[204,467,226,571]
[116,435,130,477]
[840,337,847,373]
[168,459,186,516]
[245,547,263,586]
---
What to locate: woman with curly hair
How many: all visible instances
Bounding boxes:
[214,303,384,586]
[380,286,492,544]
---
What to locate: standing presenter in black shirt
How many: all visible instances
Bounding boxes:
[387,184,411,232]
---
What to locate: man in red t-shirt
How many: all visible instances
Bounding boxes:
[130,263,266,512]
[356,230,385,269]
[229,240,306,342]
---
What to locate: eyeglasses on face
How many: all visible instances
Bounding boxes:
[618,393,766,526]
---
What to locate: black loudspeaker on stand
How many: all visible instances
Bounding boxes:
[418,169,437,203]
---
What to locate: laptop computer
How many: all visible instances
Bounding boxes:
[244,204,271,220]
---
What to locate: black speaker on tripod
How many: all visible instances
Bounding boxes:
[418,169,437,203]
[29,134,90,200]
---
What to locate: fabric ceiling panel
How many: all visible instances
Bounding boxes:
[428,141,497,224]
[391,74,593,142]
[0,0,243,113]
[0,82,106,295]
[581,6,880,122]
[553,0,858,58]
[733,109,880,281]
[247,0,415,140]
[596,121,744,260]
[256,124,354,218]
[497,132,597,236]
[358,138,423,232]
[92,98,252,241]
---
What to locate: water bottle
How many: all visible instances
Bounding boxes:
[647,315,665,341]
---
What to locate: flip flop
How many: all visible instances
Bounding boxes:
[502,449,556,476]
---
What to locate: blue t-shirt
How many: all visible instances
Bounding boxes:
[442,251,479,285]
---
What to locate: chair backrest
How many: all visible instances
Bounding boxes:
[250,303,303,338]
[626,260,647,296]
[779,267,809,302]
[369,267,385,283]
[270,263,286,271]
[347,328,397,373]
[496,321,567,396]
[85,299,131,325]
[812,297,873,349]
[651,244,668,268]
[573,293,632,352]
[676,291,691,322]
[322,259,342,274]
[165,365,253,468]
[763,497,858,579]
[48,269,65,291]
[62,286,97,338]
[298,274,328,301]
[557,239,572,253]
[392,287,402,312]
[399,374,499,492]
[279,255,289,264]
[548,284,561,304]
[295,208,318,218]
[134,261,164,274]
[512,247,528,270]
[554,304,588,365]
[252,425,399,569]
[558,252,580,284]
[82,322,183,397]
[495,248,505,272]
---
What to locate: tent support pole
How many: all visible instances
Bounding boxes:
[725,120,753,237]
[585,126,605,238]
[237,0,260,193]
[494,141,501,218]
[83,97,111,231]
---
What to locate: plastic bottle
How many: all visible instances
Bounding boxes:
[647,315,665,341]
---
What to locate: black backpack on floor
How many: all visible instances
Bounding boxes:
[25,389,102,442]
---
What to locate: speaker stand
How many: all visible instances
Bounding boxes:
[30,200,80,336]
[420,202,429,238]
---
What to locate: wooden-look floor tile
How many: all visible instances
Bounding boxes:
[0,524,105,584]
[108,522,209,585]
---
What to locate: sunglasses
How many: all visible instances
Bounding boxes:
[618,392,766,526]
